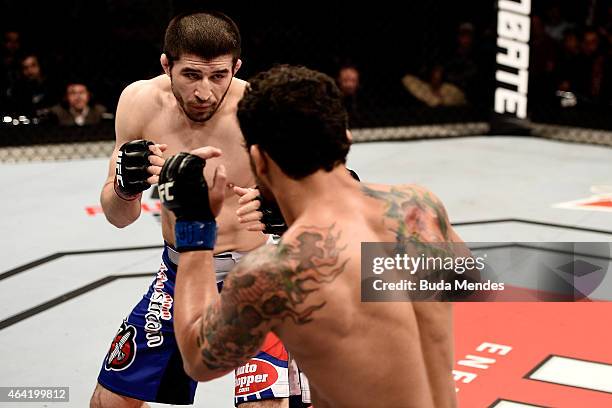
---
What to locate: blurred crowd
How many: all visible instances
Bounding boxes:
[529,3,612,110]
[1,1,611,130]
[1,31,111,126]
[333,2,612,126]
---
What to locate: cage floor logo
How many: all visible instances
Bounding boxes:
[454,302,612,407]
[553,195,612,213]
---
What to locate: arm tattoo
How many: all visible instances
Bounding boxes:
[197,224,348,372]
[361,184,458,284]
[361,184,450,243]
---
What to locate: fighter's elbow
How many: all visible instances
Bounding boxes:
[104,212,135,229]
[183,362,203,381]
[183,360,220,382]
[101,200,140,228]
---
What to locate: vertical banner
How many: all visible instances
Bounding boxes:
[490,0,532,135]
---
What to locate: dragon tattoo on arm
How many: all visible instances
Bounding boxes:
[196,224,349,372]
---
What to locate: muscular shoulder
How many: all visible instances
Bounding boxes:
[361,183,452,241]
[115,75,171,140]
[223,225,349,325]
[118,75,169,113]
[361,183,444,212]
[232,244,283,277]
[224,78,248,111]
[231,77,248,97]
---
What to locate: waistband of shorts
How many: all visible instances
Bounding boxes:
[164,244,179,267]
[163,243,247,268]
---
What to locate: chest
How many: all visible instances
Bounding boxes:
[143,111,254,188]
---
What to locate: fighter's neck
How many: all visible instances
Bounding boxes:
[273,166,358,226]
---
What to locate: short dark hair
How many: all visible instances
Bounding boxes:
[163,11,241,65]
[238,65,350,180]
[65,80,89,91]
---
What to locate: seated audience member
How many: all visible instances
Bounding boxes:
[336,64,363,124]
[579,28,606,101]
[1,30,22,109]
[402,64,466,107]
[445,22,479,101]
[48,81,107,126]
[544,4,574,42]
[10,53,58,115]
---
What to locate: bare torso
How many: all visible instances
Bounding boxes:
[120,75,266,253]
[272,182,457,408]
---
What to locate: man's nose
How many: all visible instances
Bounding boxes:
[194,79,212,101]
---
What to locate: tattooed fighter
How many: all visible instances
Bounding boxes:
[161,65,465,408]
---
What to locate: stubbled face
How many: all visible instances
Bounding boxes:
[22,56,41,81]
[169,54,235,122]
[66,84,90,111]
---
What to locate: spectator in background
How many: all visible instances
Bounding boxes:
[10,53,58,115]
[445,22,478,102]
[555,29,582,93]
[544,4,574,42]
[2,31,20,63]
[597,5,612,50]
[402,64,466,107]
[530,15,557,105]
[579,29,605,101]
[596,5,612,106]
[554,27,608,107]
[1,30,22,110]
[336,64,363,124]
[48,81,107,126]
[531,16,557,75]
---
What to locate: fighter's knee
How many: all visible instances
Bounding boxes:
[89,384,104,408]
[89,383,148,408]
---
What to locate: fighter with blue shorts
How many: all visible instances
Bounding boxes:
[98,245,292,405]
[91,11,296,408]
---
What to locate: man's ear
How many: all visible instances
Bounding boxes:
[160,54,171,76]
[249,145,267,176]
[233,59,243,76]
[346,129,353,143]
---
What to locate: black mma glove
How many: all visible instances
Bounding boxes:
[257,195,288,236]
[114,140,154,200]
[158,152,217,252]
[256,167,360,236]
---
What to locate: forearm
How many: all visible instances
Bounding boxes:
[100,180,142,228]
[162,150,250,380]
[175,250,229,381]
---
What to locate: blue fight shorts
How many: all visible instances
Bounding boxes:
[97,244,292,405]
